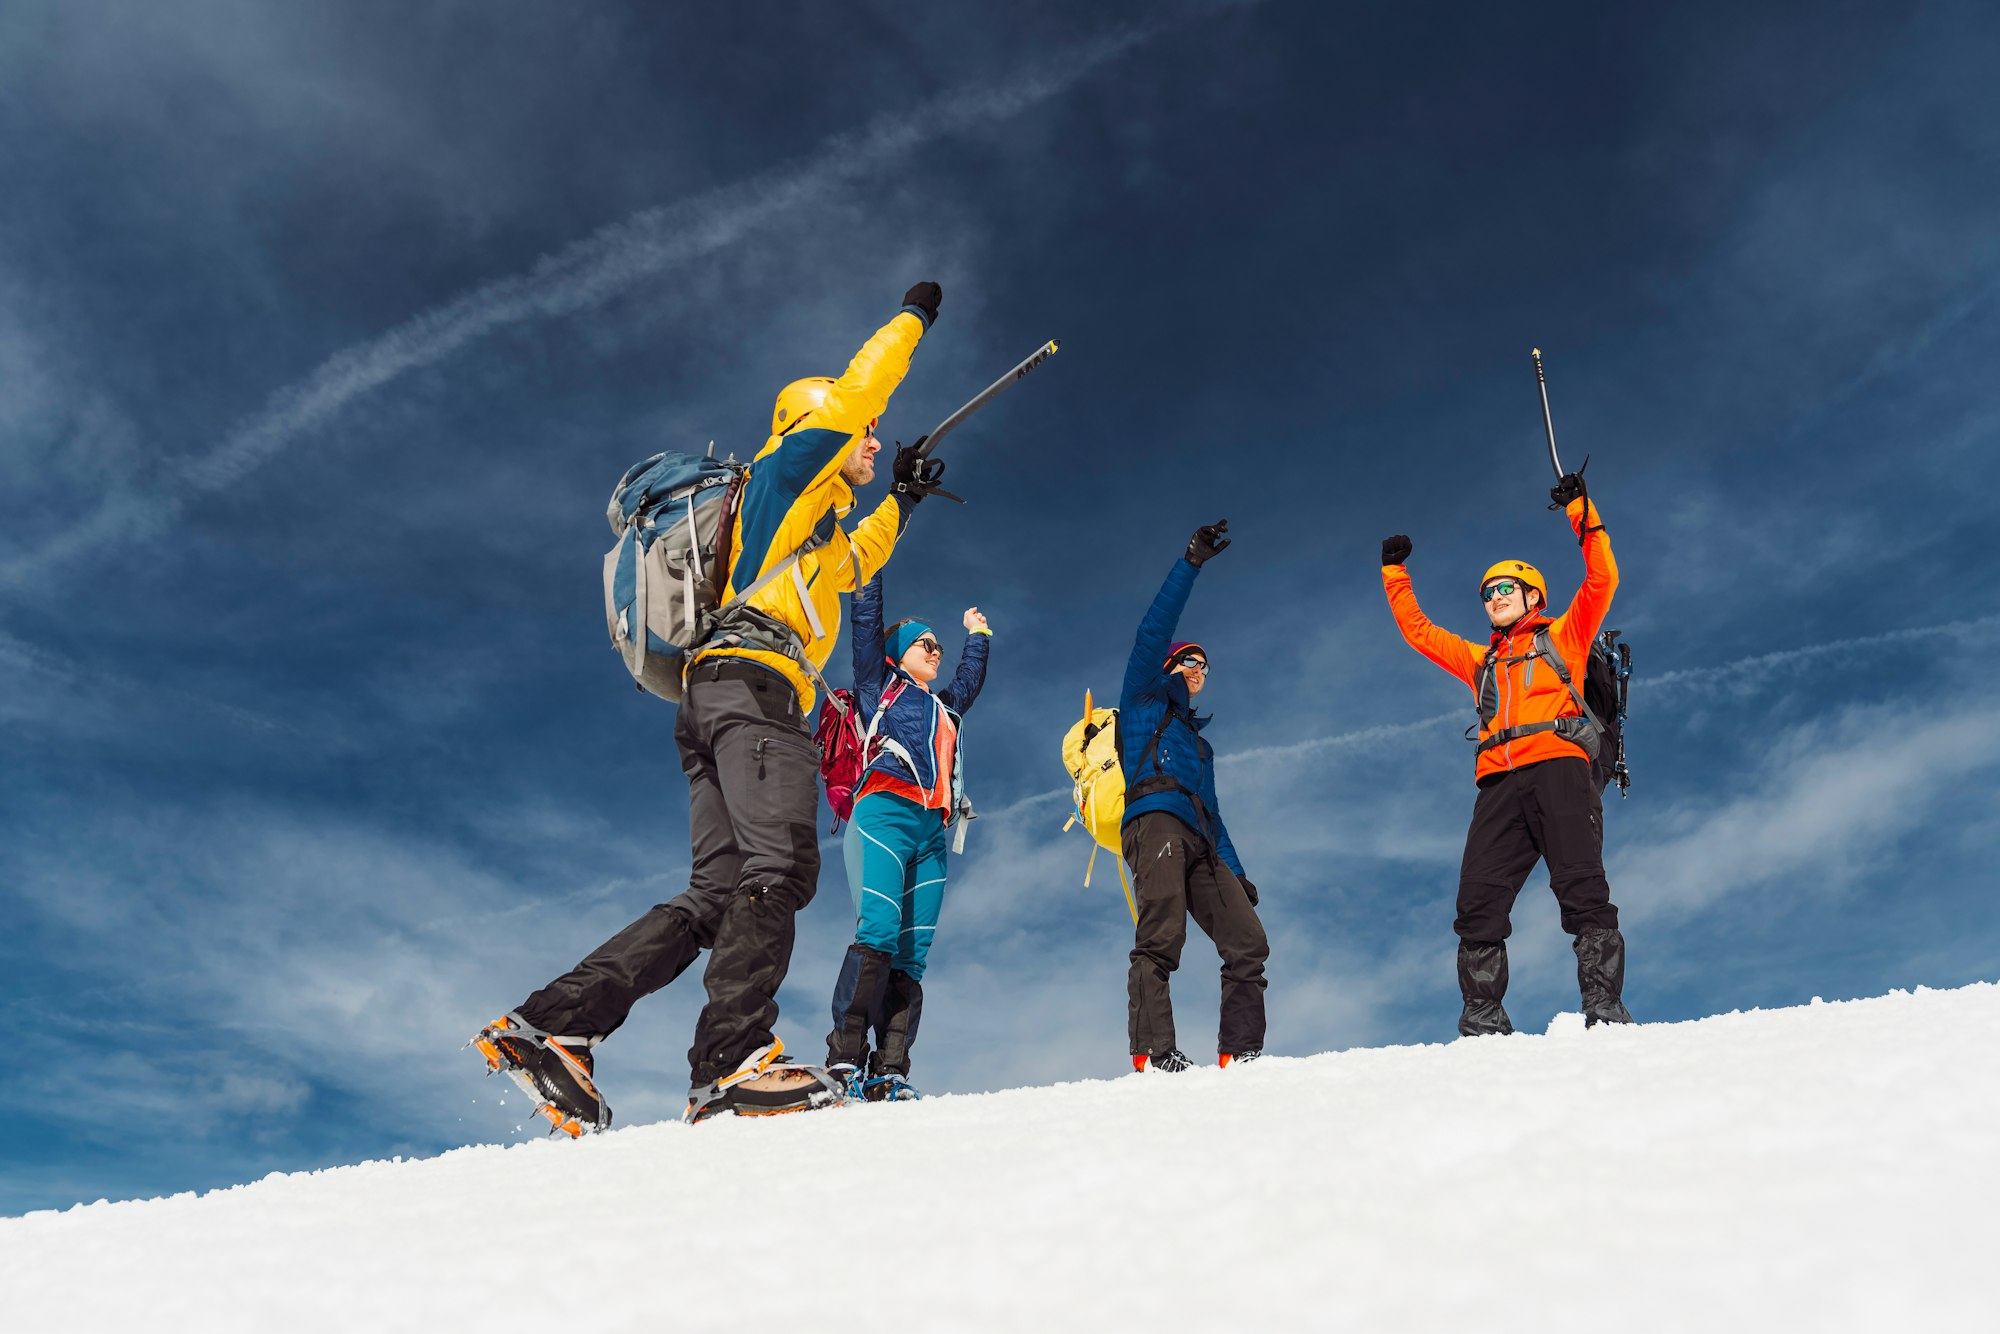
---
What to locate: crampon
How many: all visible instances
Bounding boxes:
[684,1038,847,1124]
[470,1012,611,1139]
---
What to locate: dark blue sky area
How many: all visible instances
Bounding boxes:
[3,1,1997,1214]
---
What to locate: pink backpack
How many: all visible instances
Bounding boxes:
[814,683,905,829]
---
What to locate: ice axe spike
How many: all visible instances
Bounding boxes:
[1531,347,1566,480]
[912,339,1060,460]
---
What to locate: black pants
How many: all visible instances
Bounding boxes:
[1455,758,1619,943]
[1123,811,1269,1058]
[516,661,819,1083]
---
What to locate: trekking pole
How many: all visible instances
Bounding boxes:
[912,339,1061,460]
[1530,348,1566,480]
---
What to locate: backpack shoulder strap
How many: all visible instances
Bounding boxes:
[1535,628,1602,729]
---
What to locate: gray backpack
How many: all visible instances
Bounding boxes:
[603,450,742,701]
[602,448,851,703]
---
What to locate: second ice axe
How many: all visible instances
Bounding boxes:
[893,339,1061,502]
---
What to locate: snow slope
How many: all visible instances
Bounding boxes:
[4,984,1993,1333]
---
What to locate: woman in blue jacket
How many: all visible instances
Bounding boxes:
[826,572,990,1100]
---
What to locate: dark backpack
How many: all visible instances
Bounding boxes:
[1582,630,1631,795]
[1475,628,1633,795]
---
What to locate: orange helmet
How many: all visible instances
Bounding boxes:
[1479,560,1545,602]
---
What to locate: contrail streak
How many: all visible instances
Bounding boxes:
[979,614,2000,820]
[3,7,1225,586]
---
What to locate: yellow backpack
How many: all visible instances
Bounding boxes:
[1060,691,1138,923]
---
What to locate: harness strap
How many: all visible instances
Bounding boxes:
[1129,702,1218,845]
[1472,627,1607,757]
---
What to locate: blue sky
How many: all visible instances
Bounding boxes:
[3,0,1996,1215]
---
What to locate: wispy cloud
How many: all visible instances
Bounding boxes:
[1,7,1225,587]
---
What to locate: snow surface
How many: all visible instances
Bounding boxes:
[4,984,1993,1333]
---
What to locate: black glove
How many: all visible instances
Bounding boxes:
[892,440,962,504]
[1550,472,1586,507]
[902,282,942,324]
[1238,876,1259,908]
[1186,519,1231,567]
[1381,534,1412,566]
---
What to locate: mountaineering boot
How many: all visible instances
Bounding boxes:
[684,1038,847,1124]
[1456,941,1514,1037]
[1574,927,1635,1027]
[1217,1047,1263,1068]
[863,1073,922,1102]
[874,969,925,1077]
[1133,1048,1195,1073]
[827,1059,870,1101]
[827,944,894,1069]
[861,1049,921,1102]
[471,1013,611,1138]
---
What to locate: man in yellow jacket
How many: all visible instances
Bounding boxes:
[1382,471,1634,1036]
[479,283,946,1132]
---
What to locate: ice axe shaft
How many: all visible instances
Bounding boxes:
[913,339,1060,459]
[1531,347,1566,479]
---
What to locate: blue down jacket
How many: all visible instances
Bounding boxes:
[852,573,988,814]
[1118,556,1242,876]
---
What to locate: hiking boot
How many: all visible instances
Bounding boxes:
[863,1072,921,1102]
[684,1039,847,1123]
[1133,1048,1194,1073]
[471,1013,611,1138]
[827,1060,869,1101]
[1217,1047,1263,1068]
[1456,941,1514,1037]
[1574,927,1635,1027]
[1457,1000,1515,1036]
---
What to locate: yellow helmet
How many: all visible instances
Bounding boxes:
[771,377,835,436]
[1480,559,1545,601]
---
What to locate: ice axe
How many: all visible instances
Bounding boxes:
[1530,347,1566,480]
[894,339,1061,502]
[1532,347,1596,538]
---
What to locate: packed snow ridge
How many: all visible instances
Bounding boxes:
[4,984,1992,1333]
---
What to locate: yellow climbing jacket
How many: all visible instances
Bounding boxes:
[1060,690,1138,923]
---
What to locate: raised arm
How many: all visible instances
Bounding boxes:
[1125,558,1198,705]
[728,292,932,597]
[1548,485,1618,668]
[1124,521,1229,704]
[851,572,889,713]
[1380,535,1483,691]
[939,610,991,715]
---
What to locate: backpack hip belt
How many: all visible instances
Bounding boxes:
[1471,626,1605,760]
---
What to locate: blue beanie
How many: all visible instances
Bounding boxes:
[887,620,936,665]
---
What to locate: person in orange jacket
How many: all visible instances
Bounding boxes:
[1381,471,1634,1035]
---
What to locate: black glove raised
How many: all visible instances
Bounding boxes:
[1381,534,1412,566]
[1550,472,1587,507]
[902,282,942,324]
[1186,519,1231,567]
[892,440,962,505]
[1238,876,1260,908]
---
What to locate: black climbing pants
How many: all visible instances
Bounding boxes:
[517,660,819,1080]
[1455,757,1619,944]
[677,660,823,1084]
[1123,811,1269,1059]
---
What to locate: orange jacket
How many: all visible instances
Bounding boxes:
[1384,498,1617,782]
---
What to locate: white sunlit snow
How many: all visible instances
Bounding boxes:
[4,984,1992,1332]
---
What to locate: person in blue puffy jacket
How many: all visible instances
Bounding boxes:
[1120,520,1268,1073]
[825,571,990,1099]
